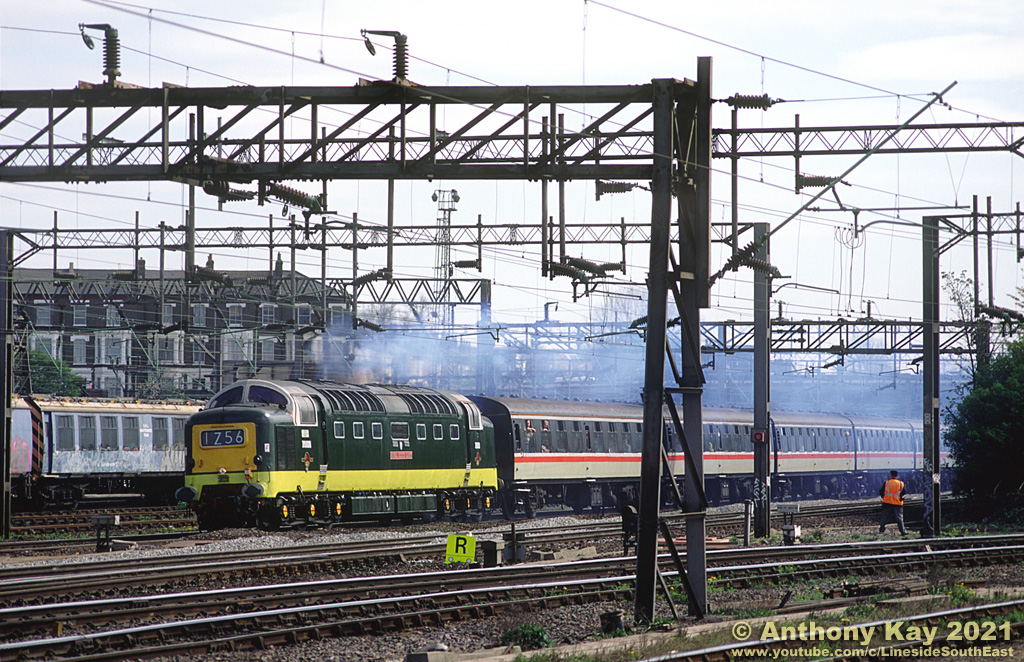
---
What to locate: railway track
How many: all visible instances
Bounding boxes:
[3,535,1023,661]
[11,506,196,536]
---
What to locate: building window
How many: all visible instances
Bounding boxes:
[104,337,122,364]
[36,303,51,326]
[73,304,87,326]
[162,303,175,326]
[228,304,243,328]
[192,304,207,328]
[158,337,174,363]
[101,416,119,450]
[106,305,120,327]
[73,338,87,364]
[261,338,276,362]
[261,304,277,326]
[191,339,206,366]
[104,377,121,398]
[153,417,169,451]
[79,415,97,451]
[330,305,347,327]
[223,334,245,361]
[296,306,311,327]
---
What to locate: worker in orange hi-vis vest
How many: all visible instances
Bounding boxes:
[879,469,908,536]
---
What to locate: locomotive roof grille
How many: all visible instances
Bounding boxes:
[398,393,458,416]
[323,389,385,413]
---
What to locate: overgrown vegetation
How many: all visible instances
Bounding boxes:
[944,339,1024,507]
[501,623,552,650]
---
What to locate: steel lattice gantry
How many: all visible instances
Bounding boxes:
[0,74,714,621]
[1,82,672,183]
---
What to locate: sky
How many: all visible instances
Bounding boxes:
[2,0,1023,335]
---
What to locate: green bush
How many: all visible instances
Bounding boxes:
[501,623,552,650]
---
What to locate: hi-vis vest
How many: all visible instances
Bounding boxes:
[882,478,904,506]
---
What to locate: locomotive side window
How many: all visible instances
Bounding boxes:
[172,418,186,449]
[79,415,97,451]
[352,422,365,439]
[433,423,444,440]
[123,417,140,451]
[450,424,460,441]
[101,416,119,450]
[334,421,345,439]
[391,422,409,441]
[153,417,169,451]
[417,423,427,441]
[56,415,75,451]
[209,386,244,408]
[371,422,383,440]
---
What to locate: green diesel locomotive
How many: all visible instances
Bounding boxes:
[176,379,498,530]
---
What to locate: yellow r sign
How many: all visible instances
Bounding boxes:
[445,534,476,563]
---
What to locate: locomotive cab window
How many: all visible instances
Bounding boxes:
[209,386,243,408]
[333,421,345,439]
[248,385,288,408]
[450,424,460,441]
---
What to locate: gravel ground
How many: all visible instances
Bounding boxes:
[7,499,1019,662]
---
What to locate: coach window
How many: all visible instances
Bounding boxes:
[153,417,169,451]
[585,424,592,451]
[450,424,460,441]
[172,418,186,450]
[123,417,140,451]
[56,415,75,451]
[372,422,384,440]
[514,423,522,450]
[334,421,346,439]
[352,421,365,439]
[433,423,444,441]
[101,416,119,450]
[417,423,427,441]
[79,415,97,451]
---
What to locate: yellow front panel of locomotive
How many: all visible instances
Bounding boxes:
[190,422,257,473]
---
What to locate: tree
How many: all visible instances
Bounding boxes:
[944,339,1024,498]
[23,349,86,396]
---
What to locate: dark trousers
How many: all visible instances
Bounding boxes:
[880,502,907,534]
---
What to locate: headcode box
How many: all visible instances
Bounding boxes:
[445,534,476,563]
